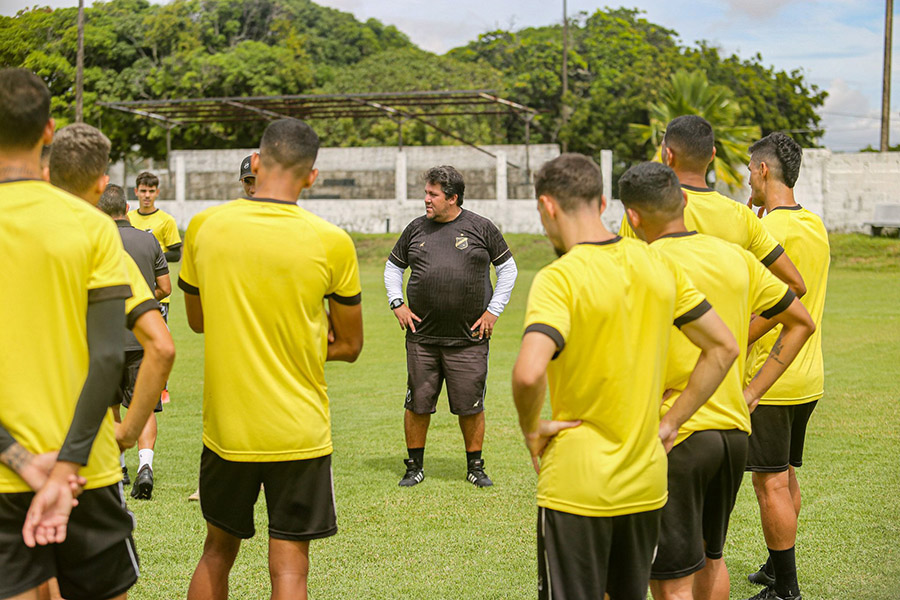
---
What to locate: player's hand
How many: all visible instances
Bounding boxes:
[22,464,84,547]
[743,386,761,414]
[393,305,422,333]
[115,422,136,452]
[658,417,679,454]
[18,451,58,492]
[523,419,582,474]
[471,310,498,339]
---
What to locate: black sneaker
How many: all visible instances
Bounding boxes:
[122,466,130,486]
[744,586,801,600]
[466,458,493,487]
[398,459,424,487]
[748,563,776,587]
[131,465,153,499]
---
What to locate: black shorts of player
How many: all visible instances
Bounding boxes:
[404,339,488,416]
[537,506,661,600]
[199,446,337,541]
[651,429,749,580]
[747,400,818,472]
[112,349,163,412]
[0,483,138,600]
[159,302,169,322]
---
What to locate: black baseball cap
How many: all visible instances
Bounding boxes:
[239,155,253,180]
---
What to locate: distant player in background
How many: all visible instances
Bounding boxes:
[128,171,181,405]
[240,154,256,197]
[99,184,173,500]
[619,115,807,299]
[742,133,830,600]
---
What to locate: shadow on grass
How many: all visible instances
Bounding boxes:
[363,455,471,483]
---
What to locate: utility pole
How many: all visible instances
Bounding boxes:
[75,0,85,122]
[561,0,568,152]
[881,0,893,151]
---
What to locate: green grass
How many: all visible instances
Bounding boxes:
[126,233,900,599]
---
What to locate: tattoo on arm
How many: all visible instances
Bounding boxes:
[0,443,33,474]
[768,331,787,366]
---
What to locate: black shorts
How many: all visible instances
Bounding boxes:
[404,339,488,416]
[159,302,169,322]
[747,400,818,472]
[114,350,163,412]
[199,446,337,541]
[651,429,749,580]
[537,506,661,600]
[0,484,138,600]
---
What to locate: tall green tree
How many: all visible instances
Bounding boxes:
[630,69,761,189]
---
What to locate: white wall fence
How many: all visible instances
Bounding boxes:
[108,146,900,234]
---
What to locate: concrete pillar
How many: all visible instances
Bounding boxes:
[600,149,613,200]
[395,150,407,203]
[175,155,186,228]
[496,151,508,202]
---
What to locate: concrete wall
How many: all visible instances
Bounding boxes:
[110,145,900,234]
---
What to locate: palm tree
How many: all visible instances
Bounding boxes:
[630,69,760,190]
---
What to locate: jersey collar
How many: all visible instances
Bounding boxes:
[245,196,297,205]
[136,208,159,216]
[114,219,134,228]
[657,230,699,239]
[769,204,803,211]
[681,183,714,193]
[577,235,622,247]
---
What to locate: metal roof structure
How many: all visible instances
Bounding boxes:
[98,90,541,169]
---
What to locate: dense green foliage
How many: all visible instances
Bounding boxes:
[1,2,826,164]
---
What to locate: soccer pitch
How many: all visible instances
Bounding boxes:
[125,233,899,599]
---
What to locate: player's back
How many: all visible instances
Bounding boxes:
[525,236,706,517]
[0,180,130,492]
[179,198,361,461]
[746,206,830,403]
[653,233,791,446]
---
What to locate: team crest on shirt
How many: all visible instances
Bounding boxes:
[455,236,468,250]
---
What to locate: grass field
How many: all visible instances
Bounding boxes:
[125,233,900,599]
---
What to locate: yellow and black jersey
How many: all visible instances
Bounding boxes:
[0,180,131,492]
[179,198,361,462]
[128,207,180,304]
[745,206,830,404]
[653,232,793,446]
[523,236,709,517]
[620,184,784,265]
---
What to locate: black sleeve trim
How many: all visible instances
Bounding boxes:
[166,242,183,251]
[492,249,513,266]
[155,266,170,276]
[524,323,565,359]
[760,289,796,320]
[674,299,713,329]
[328,291,362,306]
[88,284,132,304]
[178,277,200,296]
[388,253,408,269]
[761,244,785,267]
[126,299,161,330]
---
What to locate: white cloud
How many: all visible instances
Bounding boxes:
[819,78,900,151]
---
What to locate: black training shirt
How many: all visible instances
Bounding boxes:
[389,209,512,346]
[116,220,168,350]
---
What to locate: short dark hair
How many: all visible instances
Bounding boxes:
[98,184,127,217]
[49,123,111,195]
[424,165,465,207]
[135,171,159,189]
[259,118,319,177]
[534,153,603,212]
[749,132,802,188]
[664,115,715,170]
[0,68,51,150]
[618,162,684,219]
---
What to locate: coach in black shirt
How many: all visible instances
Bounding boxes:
[385,165,518,488]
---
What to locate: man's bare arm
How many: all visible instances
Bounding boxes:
[184,292,204,333]
[326,299,363,362]
[767,252,806,298]
[154,274,171,301]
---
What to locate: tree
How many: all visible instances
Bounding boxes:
[630,69,761,189]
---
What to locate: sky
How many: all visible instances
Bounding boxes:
[2,0,898,151]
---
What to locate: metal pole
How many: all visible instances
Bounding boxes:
[881,0,894,151]
[75,0,84,122]
[561,0,568,152]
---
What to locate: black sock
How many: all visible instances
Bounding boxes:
[764,556,774,576]
[407,447,424,465]
[769,547,799,598]
[466,450,482,463]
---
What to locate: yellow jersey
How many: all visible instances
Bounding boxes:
[128,207,180,304]
[0,180,131,492]
[620,185,783,265]
[745,206,830,404]
[653,232,793,446]
[179,198,362,462]
[523,236,709,517]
